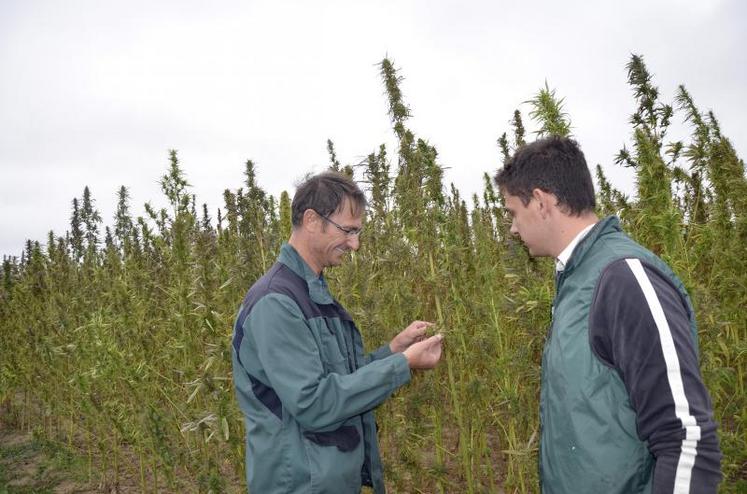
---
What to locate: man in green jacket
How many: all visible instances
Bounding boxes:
[495,137,722,493]
[232,171,444,493]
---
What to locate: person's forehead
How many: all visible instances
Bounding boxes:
[503,193,523,209]
[331,197,364,222]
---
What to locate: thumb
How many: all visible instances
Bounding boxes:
[425,334,444,346]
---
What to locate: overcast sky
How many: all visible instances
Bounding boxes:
[1,0,745,259]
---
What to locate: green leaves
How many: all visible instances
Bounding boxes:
[0,54,744,493]
[526,82,572,138]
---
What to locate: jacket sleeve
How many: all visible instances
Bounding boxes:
[239,293,411,432]
[365,343,394,364]
[589,258,722,494]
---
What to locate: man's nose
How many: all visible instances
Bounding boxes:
[510,222,518,236]
[348,234,360,251]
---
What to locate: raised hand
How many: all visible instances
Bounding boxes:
[402,334,444,369]
[389,320,434,353]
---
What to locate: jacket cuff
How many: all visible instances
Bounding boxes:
[370,343,394,361]
[389,353,411,388]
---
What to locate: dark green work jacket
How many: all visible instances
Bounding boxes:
[232,244,411,493]
[541,216,722,493]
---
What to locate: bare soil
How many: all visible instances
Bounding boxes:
[0,428,97,493]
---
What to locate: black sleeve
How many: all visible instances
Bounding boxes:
[589,258,722,494]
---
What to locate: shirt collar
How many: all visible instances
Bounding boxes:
[278,243,334,305]
[556,222,597,272]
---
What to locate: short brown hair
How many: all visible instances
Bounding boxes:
[291,171,367,227]
[494,137,595,216]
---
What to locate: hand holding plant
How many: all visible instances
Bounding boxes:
[402,333,444,369]
[389,320,433,353]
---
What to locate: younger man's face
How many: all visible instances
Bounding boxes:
[502,191,552,258]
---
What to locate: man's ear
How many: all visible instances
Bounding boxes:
[302,209,320,232]
[532,189,557,219]
[532,189,547,217]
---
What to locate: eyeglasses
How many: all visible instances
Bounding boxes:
[315,211,363,237]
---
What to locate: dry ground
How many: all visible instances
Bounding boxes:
[0,428,104,493]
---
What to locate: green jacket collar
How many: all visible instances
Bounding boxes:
[563,215,621,274]
[278,243,334,305]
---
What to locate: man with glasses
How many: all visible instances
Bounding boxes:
[232,171,444,493]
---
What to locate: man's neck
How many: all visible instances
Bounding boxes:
[552,213,599,259]
[288,233,322,276]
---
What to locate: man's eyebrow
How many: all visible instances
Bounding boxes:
[339,220,361,228]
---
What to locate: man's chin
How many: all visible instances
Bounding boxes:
[526,246,549,258]
[329,251,348,266]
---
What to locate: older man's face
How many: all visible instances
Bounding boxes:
[311,198,363,269]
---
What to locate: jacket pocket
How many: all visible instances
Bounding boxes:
[301,423,364,493]
[317,317,349,373]
[303,425,360,452]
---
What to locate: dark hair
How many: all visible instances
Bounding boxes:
[291,171,367,227]
[494,137,595,215]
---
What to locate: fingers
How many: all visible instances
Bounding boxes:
[396,321,438,354]
[403,333,444,369]
[410,320,434,337]
[410,320,434,329]
[412,333,442,351]
[402,321,430,345]
[422,333,443,345]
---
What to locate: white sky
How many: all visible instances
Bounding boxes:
[1,0,745,259]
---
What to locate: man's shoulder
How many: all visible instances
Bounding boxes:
[591,228,681,285]
[583,228,665,273]
[240,262,337,323]
[234,263,311,341]
[245,262,307,309]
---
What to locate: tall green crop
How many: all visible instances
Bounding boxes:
[0,54,743,493]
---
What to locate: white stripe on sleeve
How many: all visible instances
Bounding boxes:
[625,258,700,494]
